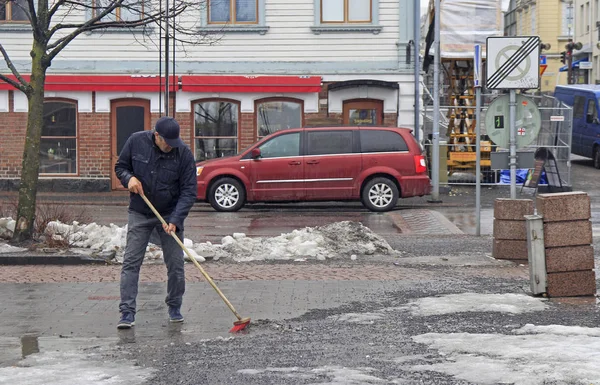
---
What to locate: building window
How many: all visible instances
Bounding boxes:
[209,0,257,24]
[193,100,239,161]
[0,0,28,22]
[256,99,303,139]
[40,101,78,175]
[92,0,144,21]
[562,2,573,36]
[530,4,536,34]
[321,0,371,23]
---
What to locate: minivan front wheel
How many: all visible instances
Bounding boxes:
[208,177,246,212]
[362,177,399,212]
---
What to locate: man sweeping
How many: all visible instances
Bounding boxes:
[114,116,197,329]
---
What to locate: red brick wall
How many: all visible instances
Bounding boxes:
[77,110,111,178]
[1,92,27,178]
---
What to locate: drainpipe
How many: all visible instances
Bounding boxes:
[413,0,421,142]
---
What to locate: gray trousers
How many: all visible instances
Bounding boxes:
[119,209,185,314]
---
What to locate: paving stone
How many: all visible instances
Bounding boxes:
[543,220,593,248]
[545,245,595,273]
[493,198,534,221]
[492,239,528,262]
[537,192,591,222]
[493,219,528,240]
[546,270,597,297]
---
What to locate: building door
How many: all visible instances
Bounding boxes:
[343,99,383,126]
[110,99,151,190]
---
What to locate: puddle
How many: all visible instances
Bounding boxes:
[0,335,155,385]
[21,334,40,358]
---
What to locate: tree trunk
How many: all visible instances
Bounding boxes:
[11,43,48,244]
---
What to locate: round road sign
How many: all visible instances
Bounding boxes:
[485,94,542,149]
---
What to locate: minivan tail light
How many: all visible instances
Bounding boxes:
[414,155,427,174]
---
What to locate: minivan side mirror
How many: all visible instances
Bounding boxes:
[251,148,261,159]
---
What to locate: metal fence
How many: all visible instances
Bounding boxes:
[422,93,573,187]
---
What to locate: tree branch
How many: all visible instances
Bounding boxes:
[0,44,30,94]
[48,0,69,26]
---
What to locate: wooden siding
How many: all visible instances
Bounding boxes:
[0,0,401,64]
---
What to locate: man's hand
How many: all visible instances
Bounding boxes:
[163,223,177,235]
[128,177,144,195]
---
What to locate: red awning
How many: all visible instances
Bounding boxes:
[0,75,177,92]
[180,75,322,93]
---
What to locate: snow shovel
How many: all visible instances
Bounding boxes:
[140,194,251,333]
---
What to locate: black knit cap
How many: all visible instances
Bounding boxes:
[155,116,184,147]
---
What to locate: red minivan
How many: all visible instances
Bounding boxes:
[195,126,431,212]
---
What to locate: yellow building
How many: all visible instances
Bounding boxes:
[505,0,575,91]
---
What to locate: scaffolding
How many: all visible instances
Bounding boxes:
[422,0,503,182]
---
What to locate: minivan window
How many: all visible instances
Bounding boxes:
[360,130,408,153]
[258,132,300,158]
[573,95,586,119]
[586,99,597,124]
[307,130,353,155]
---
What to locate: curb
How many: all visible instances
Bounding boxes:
[0,253,113,265]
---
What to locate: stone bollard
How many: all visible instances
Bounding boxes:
[492,198,534,263]
[535,192,596,297]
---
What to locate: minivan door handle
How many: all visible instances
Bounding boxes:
[288,161,301,165]
[306,160,320,165]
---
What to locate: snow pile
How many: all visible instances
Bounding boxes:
[196,221,394,262]
[0,217,15,239]
[0,219,394,263]
[47,221,128,253]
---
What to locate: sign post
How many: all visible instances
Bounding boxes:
[486,36,541,198]
[474,44,482,236]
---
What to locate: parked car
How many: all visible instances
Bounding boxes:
[195,126,431,212]
[554,84,600,167]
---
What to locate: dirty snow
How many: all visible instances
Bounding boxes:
[0,218,394,263]
[323,294,598,384]
[408,324,600,384]
[403,293,549,316]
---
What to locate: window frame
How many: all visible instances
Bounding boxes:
[573,96,586,119]
[586,99,597,124]
[40,98,79,176]
[256,131,302,159]
[199,0,268,34]
[306,130,355,156]
[312,0,381,35]
[359,129,409,153]
[255,97,304,142]
[0,0,29,23]
[91,0,145,21]
[208,0,258,25]
[192,98,241,162]
[320,0,371,24]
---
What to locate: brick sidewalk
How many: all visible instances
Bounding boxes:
[0,261,527,284]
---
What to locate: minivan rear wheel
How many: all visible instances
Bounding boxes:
[208,177,246,212]
[361,177,399,212]
[594,148,600,169]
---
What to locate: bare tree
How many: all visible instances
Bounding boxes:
[0,0,210,243]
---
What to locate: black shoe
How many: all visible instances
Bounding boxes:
[168,307,184,323]
[117,312,135,329]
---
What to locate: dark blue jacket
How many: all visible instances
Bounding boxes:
[115,131,197,230]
